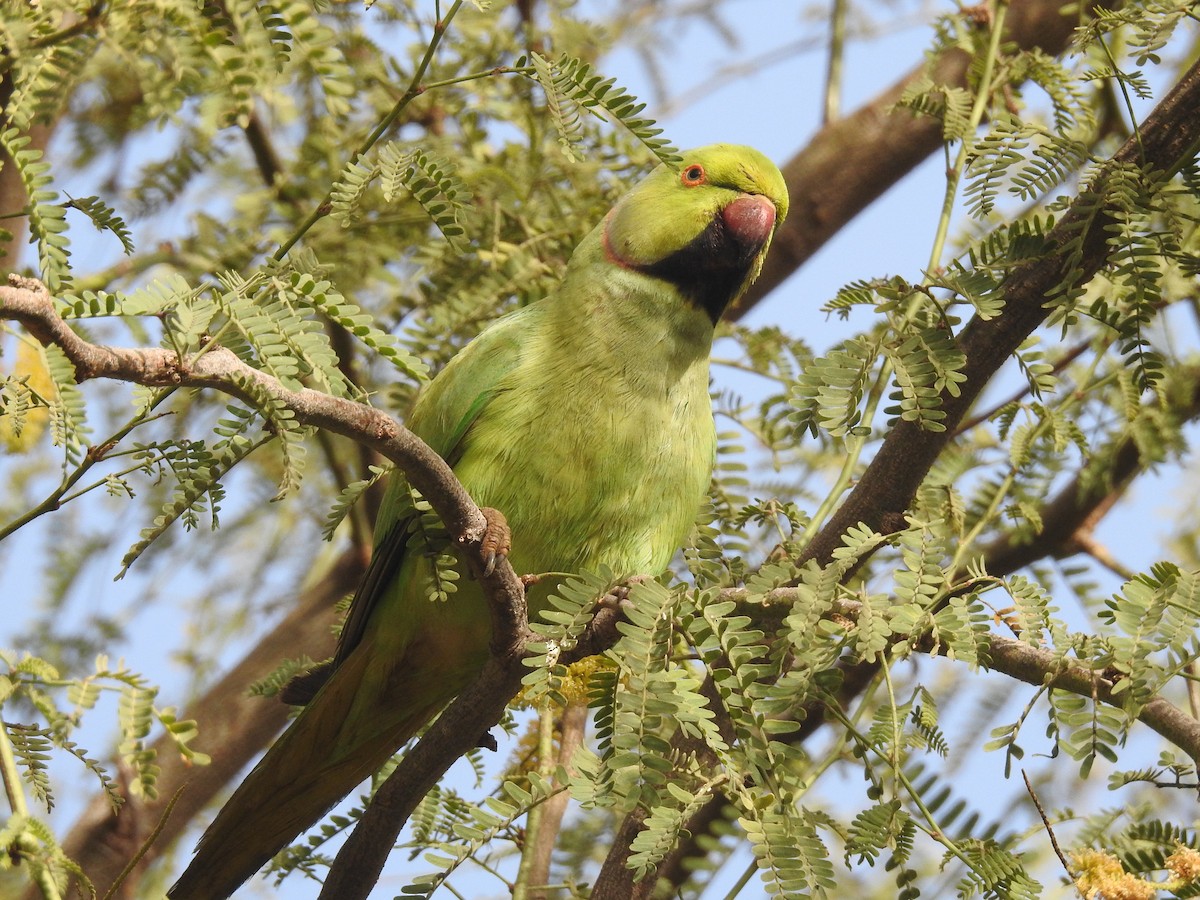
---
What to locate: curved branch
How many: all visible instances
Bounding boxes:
[0,274,536,895]
[318,621,534,898]
[0,276,494,551]
[734,0,1118,319]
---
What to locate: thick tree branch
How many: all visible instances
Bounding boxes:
[52,548,362,896]
[977,631,1200,761]
[605,45,1200,900]
[242,111,286,193]
[0,274,539,895]
[318,611,534,899]
[802,360,1200,765]
[798,54,1200,571]
[644,368,1200,893]
[978,380,1200,574]
[626,571,1200,898]
[734,0,1116,318]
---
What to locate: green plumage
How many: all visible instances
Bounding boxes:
[169,144,788,899]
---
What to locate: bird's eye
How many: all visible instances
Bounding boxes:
[680,164,706,186]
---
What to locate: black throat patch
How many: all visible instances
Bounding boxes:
[636,215,762,324]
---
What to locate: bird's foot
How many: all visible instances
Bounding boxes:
[479,507,511,577]
[596,575,651,612]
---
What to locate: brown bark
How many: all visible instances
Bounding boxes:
[602,38,1200,900]
[735,0,1108,319]
[53,549,360,895]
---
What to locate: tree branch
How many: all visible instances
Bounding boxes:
[798,52,1200,571]
[524,702,588,900]
[740,590,1200,762]
[318,560,533,898]
[0,276,494,549]
[50,548,362,896]
[0,273,537,895]
[734,0,1118,319]
[824,592,1200,762]
[1,273,622,900]
[603,41,1200,900]
[977,362,1200,574]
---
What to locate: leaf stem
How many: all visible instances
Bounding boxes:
[944,348,1109,579]
[822,0,847,123]
[799,339,888,545]
[0,721,28,816]
[1098,35,1146,164]
[513,704,555,899]
[272,0,467,262]
[0,389,176,541]
[830,707,973,872]
[0,724,63,899]
[927,0,1010,274]
[422,65,534,94]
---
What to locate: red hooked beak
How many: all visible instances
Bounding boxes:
[722,194,776,251]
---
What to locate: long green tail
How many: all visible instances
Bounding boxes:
[167,645,452,900]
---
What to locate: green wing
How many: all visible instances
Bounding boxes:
[285,306,533,701]
[372,307,529,538]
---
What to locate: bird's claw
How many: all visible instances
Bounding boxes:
[596,585,631,611]
[479,507,511,577]
[597,575,654,611]
[597,574,651,612]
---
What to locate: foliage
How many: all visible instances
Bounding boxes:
[2,0,1200,898]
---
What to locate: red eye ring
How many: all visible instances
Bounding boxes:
[680,163,706,186]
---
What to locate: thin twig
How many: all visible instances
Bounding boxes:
[954,340,1091,435]
[101,785,187,900]
[272,0,467,261]
[1022,770,1084,898]
[524,703,588,899]
[822,0,847,124]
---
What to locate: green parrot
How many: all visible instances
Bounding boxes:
[168,143,788,899]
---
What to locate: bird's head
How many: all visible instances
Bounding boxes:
[601,144,789,322]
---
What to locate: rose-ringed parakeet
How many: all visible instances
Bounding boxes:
[168,143,788,899]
